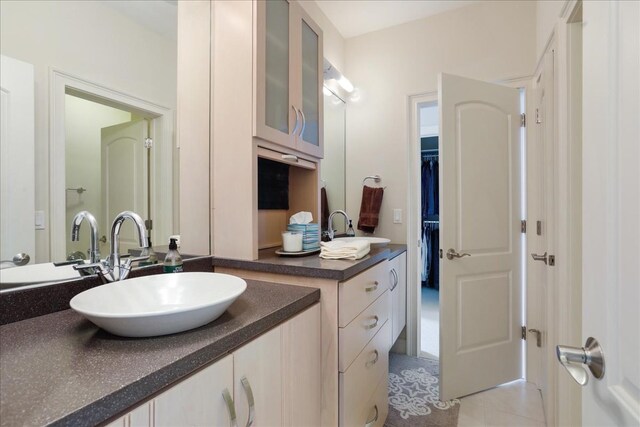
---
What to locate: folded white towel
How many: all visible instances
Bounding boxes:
[320,240,371,260]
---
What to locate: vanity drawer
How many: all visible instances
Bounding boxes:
[339,290,391,372]
[339,260,388,327]
[360,374,389,427]
[339,320,390,427]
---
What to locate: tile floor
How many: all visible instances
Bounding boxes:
[457,380,546,427]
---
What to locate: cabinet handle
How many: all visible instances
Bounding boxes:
[365,350,380,368]
[291,105,300,135]
[364,404,379,427]
[240,376,255,427]
[222,388,238,427]
[281,154,299,163]
[365,281,379,292]
[389,268,398,291]
[364,315,379,330]
[298,108,306,138]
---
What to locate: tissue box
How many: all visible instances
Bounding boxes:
[287,223,320,250]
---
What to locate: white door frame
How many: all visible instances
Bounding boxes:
[406,76,532,360]
[50,69,175,261]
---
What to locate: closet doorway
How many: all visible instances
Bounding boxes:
[419,101,440,358]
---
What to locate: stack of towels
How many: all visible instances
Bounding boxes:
[320,239,371,260]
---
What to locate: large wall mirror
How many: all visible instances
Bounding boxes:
[0,1,203,289]
[321,85,346,233]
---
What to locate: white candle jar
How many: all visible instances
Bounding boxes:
[282,231,303,252]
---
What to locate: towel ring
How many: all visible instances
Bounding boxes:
[363,175,386,189]
[363,175,381,185]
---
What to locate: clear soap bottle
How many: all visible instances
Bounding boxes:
[163,238,183,273]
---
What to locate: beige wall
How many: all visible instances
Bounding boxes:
[0,1,177,262]
[536,0,567,59]
[343,0,537,243]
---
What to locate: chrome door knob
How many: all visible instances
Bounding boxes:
[446,248,471,260]
[556,337,605,386]
[531,252,548,264]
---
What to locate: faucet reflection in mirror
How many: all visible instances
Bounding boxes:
[71,211,101,263]
[74,211,149,282]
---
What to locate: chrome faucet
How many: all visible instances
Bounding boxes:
[327,210,351,240]
[71,211,101,263]
[74,211,149,282]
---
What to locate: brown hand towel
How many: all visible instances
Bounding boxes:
[321,187,329,230]
[357,185,384,234]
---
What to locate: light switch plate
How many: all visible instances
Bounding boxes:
[35,210,45,230]
[393,209,402,224]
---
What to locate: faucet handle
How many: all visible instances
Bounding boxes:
[73,261,109,277]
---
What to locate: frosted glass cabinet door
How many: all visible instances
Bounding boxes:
[255,0,295,149]
[295,6,323,158]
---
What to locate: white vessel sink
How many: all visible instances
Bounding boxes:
[333,237,391,246]
[0,262,82,288]
[70,272,247,337]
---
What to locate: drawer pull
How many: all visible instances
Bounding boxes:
[240,376,255,427]
[365,281,379,292]
[222,388,238,427]
[389,268,398,291]
[365,404,379,427]
[365,350,380,368]
[364,315,379,330]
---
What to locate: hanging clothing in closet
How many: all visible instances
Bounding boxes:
[421,155,440,289]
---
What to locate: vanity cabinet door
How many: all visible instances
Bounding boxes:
[234,325,283,427]
[255,0,297,150]
[154,354,234,427]
[254,0,323,158]
[105,402,152,427]
[291,2,323,158]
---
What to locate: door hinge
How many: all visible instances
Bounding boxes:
[522,326,527,340]
[144,137,153,149]
[521,220,527,233]
[535,108,542,124]
[520,113,526,127]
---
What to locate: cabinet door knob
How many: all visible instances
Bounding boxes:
[222,388,238,427]
[240,376,255,427]
[365,281,379,292]
[364,315,379,330]
[365,349,380,368]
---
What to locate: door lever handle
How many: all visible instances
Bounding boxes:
[556,337,605,386]
[446,249,471,260]
[531,252,548,264]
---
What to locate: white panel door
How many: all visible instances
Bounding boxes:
[580,1,640,425]
[101,120,147,254]
[439,73,522,400]
[0,55,35,263]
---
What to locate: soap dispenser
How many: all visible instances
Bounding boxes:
[163,238,183,273]
[346,220,356,237]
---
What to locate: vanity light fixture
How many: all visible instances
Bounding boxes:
[323,58,355,93]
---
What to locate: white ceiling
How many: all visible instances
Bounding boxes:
[315,0,480,39]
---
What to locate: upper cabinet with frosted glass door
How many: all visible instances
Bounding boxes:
[255,0,323,159]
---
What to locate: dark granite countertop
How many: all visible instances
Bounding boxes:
[0,280,320,427]
[212,244,407,281]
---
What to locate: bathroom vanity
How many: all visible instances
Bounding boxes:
[0,262,321,427]
[214,245,407,427]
